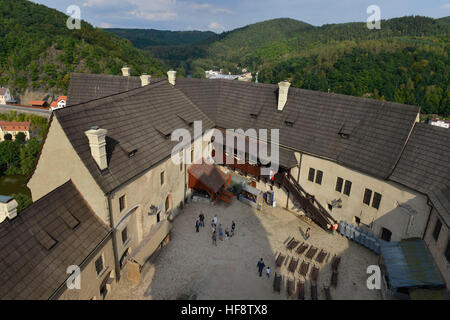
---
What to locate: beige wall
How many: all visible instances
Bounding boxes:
[58,238,116,300]
[28,116,110,224]
[298,154,430,241]
[424,208,450,288]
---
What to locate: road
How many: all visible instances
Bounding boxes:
[0,104,52,118]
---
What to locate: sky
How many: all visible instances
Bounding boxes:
[32,0,450,32]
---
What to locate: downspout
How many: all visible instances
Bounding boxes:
[108,195,121,281]
[423,198,434,240]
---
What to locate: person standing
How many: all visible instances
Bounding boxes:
[231,220,236,236]
[305,227,311,240]
[266,266,271,279]
[213,215,218,227]
[195,220,200,233]
[218,224,223,241]
[199,213,205,227]
[212,231,217,246]
[257,258,265,277]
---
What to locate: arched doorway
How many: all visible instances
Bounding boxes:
[165,194,173,213]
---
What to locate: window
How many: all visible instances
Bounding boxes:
[191,148,194,164]
[160,171,165,185]
[433,219,442,241]
[315,170,323,185]
[157,212,161,223]
[343,180,352,196]
[354,216,361,225]
[381,228,392,242]
[372,192,382,210]
[308,168,315,182]
[95,255,104,276]
[119,195,126,212]
[121,227,128,245]
[445,238,450,262]
[363,188,372,206]
[335,177,343,192]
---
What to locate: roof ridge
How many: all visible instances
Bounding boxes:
[59,78,167,112]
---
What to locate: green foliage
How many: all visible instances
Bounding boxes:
[4,133,12,141]
[111,16,449,115]
[0,0,167,95]
[19,138,40,176]
[0,111,48,140]
[0,140,21,174]
[15,132,26,144]
[12,192,32,213]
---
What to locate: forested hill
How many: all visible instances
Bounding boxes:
[105,29,218,48]
[0,0,167,96]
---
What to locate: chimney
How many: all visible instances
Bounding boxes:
[0,196,18,223]
[140,74,151,86]
[85,126,108,170]
[121,66,130,77]
[277,80,291,111]
[167,70,176,86]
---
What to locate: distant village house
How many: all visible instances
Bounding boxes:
[0,88,13,105]
[50,96,67,111]
[0,121,31,141]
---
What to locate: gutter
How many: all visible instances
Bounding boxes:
[108,195,122,282]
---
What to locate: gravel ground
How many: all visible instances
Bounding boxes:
[108,199,381,300]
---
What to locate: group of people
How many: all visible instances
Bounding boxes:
[257,258,271,279]
[195,212,236,246]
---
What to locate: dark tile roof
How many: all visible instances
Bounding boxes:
[389,123,450,224]
[67,73,161,106]
[0,180,110,300]
[177,78,420,179]
[58,80,215,194]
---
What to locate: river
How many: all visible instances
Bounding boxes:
[0,174,31,197]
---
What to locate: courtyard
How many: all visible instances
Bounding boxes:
[108,198,382,300]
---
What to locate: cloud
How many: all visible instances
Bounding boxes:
[99,22,113,28]
[442,4,450,9]
[208,21,225,31]
[188,2,233,15]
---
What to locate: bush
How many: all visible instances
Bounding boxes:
[4,133,12,141]
[12,193,32,213]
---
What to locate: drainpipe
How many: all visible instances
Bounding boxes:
[107,195,121,281]
[423,198,434,240]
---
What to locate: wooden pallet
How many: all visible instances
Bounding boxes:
[273,273,282,293]
[298,261,310,276]
[296,242,309,255]
[288,258,299,273]
[297,281,305,300]
[331,270,338,288]
[311,282,318,300]
[310,266,320,282]
[315,249,328,263]
[275,253,286,268]
[305,246,318,259]
[287,278,295,297]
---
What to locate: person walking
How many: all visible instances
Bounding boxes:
[218,224,223,241]
[257,258,265,277]
[212,231,217,246]
[266,266,271,279]
[195,220,200,233]
[225,228,230,240]
[305,227,311,240]
[213,215,218,227]
[199,213,205,227]
[231,220,236,236]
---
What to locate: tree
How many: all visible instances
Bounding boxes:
[4,133,12,141]
[15,132,26,144]
[0,140,21,174]
[11,193,32,213]
[20,138,41,176]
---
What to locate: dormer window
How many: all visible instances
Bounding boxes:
[284,120,294,127]
[250,113,258,119]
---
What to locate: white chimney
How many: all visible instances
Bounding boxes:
[0,196,18,223]
[277,80,291,111]
[121,66,130,77]
[167,70,177,86]
[85,126,108,170]
[140,74,151,86]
